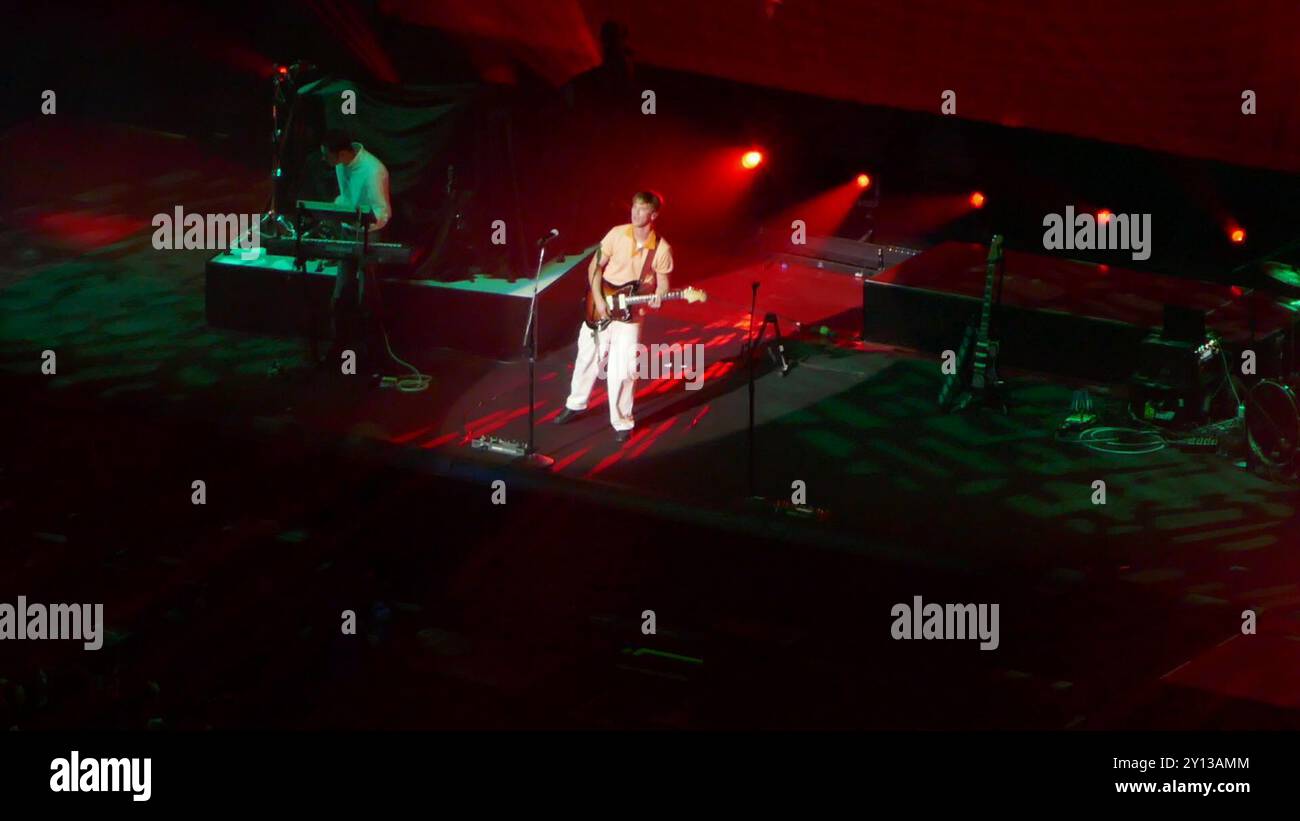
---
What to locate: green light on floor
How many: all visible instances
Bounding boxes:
[795,428,859,457]
[622,647,703,665]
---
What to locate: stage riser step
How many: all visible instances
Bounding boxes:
[205,256,587,360]
[864,283,1151,383]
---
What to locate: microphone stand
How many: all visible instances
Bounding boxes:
[473,234,557,467]
[742,281,821,520]
[520,239,555,467]
[747,281,759,498]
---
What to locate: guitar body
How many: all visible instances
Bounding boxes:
[938,324,974,409]
[970,338,999,391]
[584,279,642,330]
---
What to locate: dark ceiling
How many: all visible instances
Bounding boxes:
[381,0,1300,173]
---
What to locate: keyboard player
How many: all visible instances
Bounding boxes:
[320,128,392,367]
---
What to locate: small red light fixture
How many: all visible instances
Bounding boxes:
[1097,209,1113,224]
[969,191,986,208]
[856,173,871,189]
[1230,228,1246,244]
[741,150,764,170]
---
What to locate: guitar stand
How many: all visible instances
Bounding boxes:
[291,206,324,370]
[750,312,792,375]
[954,387,1008,416]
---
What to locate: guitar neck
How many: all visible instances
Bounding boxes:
[623,289,689,305]
[976,246,1002,342]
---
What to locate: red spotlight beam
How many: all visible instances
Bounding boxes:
[762,179,866,248]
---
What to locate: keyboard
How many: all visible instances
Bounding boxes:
[262,235,412,265]
[294,199,376,223]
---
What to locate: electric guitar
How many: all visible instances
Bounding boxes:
[584,281,708,330]
[938,234,1004,412]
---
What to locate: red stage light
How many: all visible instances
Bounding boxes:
[856,173,871,188]
[277,65,288,75]
[969,191,986,208]
[1098,209,1113,224]
[1230,228,1246,244]
[741,150,764,170]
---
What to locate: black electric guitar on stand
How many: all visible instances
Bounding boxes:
[938,234,1005,413]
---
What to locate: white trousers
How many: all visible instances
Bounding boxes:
[565,320,640,431]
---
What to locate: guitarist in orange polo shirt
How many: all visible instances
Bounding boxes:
[554,191,674,442]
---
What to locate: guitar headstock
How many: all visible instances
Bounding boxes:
[682,287,707,304]
[988,234,1004,263]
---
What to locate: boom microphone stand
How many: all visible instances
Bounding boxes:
[264,62,311,237]
[743,283,820,518]
[743,283,794,498]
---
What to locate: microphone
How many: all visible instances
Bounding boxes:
[537,228,560,248]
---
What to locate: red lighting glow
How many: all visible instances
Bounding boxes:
[969,191,986,208]
[856,173,871,188]
[741,150,764,170]
[1098,209,1113,224]
[1230,228,1246,244]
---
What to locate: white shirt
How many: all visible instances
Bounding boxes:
[333,142,391,232]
